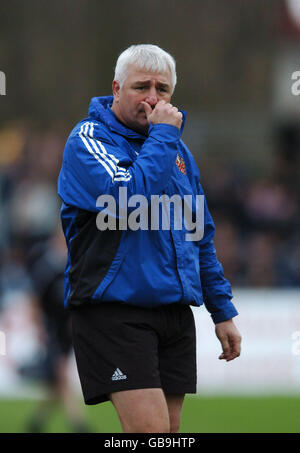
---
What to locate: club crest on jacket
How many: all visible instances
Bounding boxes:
[176,153,186,175]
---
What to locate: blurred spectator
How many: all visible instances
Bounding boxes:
[9,179,60,246]
[23,226,90,433]
[274,234,300,286]
[244,232,279,287]
[200,157,247,231]
[213,218,245,285]
[0,125,90,430]
[243,178,298,235]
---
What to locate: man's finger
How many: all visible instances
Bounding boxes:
[219,337,231,360]
[220,337,241,361]
[228,338,241,360]
[141,101,153,120]
[215,319,242,362]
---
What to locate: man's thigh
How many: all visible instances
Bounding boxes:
[109,388,170,433]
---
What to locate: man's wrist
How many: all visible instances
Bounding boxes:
[148,122,181,143]
[211,307,239,325]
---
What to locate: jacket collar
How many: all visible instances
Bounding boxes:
[88,95,186,139]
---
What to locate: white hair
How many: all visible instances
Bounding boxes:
[114,44,177,93]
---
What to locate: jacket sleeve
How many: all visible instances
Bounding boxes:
[198,183,239,324]
[58,122,180,212]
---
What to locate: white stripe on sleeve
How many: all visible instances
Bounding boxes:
[78,122,132,183]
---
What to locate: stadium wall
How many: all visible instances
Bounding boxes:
[193,288,300,395]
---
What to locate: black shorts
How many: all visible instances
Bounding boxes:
[70,302,197,405]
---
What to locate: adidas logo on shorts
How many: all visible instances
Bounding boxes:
[111,368,127,381]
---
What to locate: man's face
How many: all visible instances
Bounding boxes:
[112,64,173,134]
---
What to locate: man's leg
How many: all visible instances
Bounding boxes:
[165,394,185,433]
[109,388,170,433]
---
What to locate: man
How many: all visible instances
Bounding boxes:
[58,44,242,433]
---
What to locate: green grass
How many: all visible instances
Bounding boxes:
[0,396,299,433]
[181,396,300,433]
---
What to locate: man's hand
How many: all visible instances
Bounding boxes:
[215,319,241,362]
[141,100,183,130]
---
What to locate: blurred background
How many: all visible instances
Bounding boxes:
[0,0,300,433]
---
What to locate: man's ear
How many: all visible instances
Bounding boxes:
[112,80,120,101]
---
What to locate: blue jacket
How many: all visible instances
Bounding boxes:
[58,96,238,323]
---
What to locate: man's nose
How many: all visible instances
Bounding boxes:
[145,93,158,107]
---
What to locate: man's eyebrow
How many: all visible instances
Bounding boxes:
[157,82,170,88]
[132,80,149,85]
[132,80,170,88]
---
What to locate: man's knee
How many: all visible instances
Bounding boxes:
[124,417,170,433]
[169,421,180,433]
[169,413,180,433]
[166,394,185,433]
